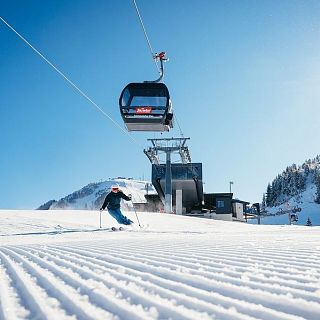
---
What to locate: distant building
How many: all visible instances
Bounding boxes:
[200,193,250,222]
[232,199,250,222]
[203,193,233,221]
[134,194,164,212]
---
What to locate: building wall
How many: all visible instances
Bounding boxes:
[134,195,164,212]
[204,212,233,221]
[232,202,245,221]
[204,194,233,213]
[216,197,232,214]
[152,163,203,212]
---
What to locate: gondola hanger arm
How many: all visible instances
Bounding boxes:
[145,51,168,83]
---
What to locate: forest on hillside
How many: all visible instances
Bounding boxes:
[263,155,320,208]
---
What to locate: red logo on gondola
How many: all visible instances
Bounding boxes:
[135,107,152,114]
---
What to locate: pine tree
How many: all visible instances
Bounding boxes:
[266,184,272,207]
[261,193,266,211]
[303,163,310,176]
[271,180,278,206]
[282,173,290,197]
[297,171,306,192]
[314,171,320,204]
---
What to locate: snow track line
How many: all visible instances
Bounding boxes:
[74,244,320,320]
[80,239,320,270]
[94,244,320,288]
[47,244,320,320]
[106,250,320,299]
[0,227,120,237]
[1,234,320,320]
[118,242,320,274]
[74,244,320,304]
[0,259,25,320]
[6,247,151,320]
[108,253,320,307]
[21,247,218,320]
[117,240,320,263]
[100,241,317,274]
[0,250,50,320]
[108,242,320,281]
[32,246,262,320]
[1,247,108,320]
[67,240,320,283]
[110,245,320,291]
[43,246,306,320]
[204,247,320,271]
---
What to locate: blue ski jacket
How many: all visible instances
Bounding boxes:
[101,190,131,210]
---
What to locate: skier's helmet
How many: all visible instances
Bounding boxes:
[111,185,120,191]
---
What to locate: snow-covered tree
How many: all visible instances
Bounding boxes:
[305,217,312,226]
[314,170,320,204]
[263,160,310,207]
[266,184,272,207]
[261,193,266,211]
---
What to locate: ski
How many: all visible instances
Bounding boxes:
[111,226,125,231]
[52,226,127,234]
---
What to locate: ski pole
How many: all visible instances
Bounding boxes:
[99,209,102,228]
[130,196,141,227]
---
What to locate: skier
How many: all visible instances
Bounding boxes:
[100,185,134,225]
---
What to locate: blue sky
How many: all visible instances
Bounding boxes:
[1,0,320,209]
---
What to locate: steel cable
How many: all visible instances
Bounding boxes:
[132,0,160,74]
[0,16,141,146]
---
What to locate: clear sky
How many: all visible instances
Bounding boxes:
[1,0,320,209]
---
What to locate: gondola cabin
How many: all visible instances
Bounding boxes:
[119,82,173,132]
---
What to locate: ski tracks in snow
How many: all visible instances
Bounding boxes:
[0,238,320,320]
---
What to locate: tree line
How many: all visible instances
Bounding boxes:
[263,155,320,208]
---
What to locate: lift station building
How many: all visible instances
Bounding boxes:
[151,162,203,214]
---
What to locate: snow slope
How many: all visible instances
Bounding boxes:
[260,157,320,226]
[42,179,156,211]
[1,209,320,319]
[257,187,320,226]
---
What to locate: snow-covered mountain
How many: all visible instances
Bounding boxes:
[263,155,320,207]
[259,156,320,226]
[38,178,156,211]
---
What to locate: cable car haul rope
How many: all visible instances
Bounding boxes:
[0,16,139,145]
[120,1,175,133]
[0,0,178,139]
